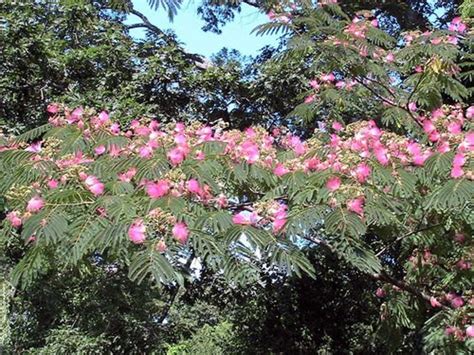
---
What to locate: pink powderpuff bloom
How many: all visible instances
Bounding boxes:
[89,182,105,196]
[156,239,167,252]
[139,145,153,158]
[167,147,185,166]
[332,121,343,131]
[94,145,106,155]
[172,222,189,244]
[118,168,137,183]
[25,141,42,153]
[304,94,315,104]
[128,219,146,244]
[431,108,444,119]
[273,218,287,233]
[347,197,364,215]
[408,102,418,112]
[453,153,465,167]
[374,147,389,165]
[47,104,59,114]
[195,150,205,160]
[451,296,464,309]
[326,177,341,191]
[186,179,201,195]
[97,111,109,125]
[375,288,386,298]
[273,163,289,177]
[241,141,260,164]
[110,123,120,135]
[451,165,464,179]
[428,131,440,142]
[385,52,395,63]
[47,179,59,189]
[466,325,474,338]
[423,120,435,133]
[456,260,471,270]
[430,297,442,308]
[466,106,474,119]
[321,73,335,82]
[447,122,461,134]
[7,211,22,228]
[27,196,45,212]
[354,163,371,183]
[84,176,105,196]
[309,80,320,89]
[232,211,260,225]
[232,212,251,225]
[146,180,170,199]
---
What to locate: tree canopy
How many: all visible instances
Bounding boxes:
[1,0,473,353]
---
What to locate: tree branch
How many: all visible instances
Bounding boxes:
[301,235,450,310]
[126,7,208,67]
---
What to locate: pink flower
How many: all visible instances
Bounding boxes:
[187,179,201,194]
[332,121,343,131]
[354,163,371,183]
[370,19,378,27]
[47,104,59,114]
[98,111,109,125]
[451,165,464,178]
[453,153,465,167]
[128,219,146,244]
[451,296,464,309]
[273,218,287,233]
[374,146,389,165]
[156,239,167,252]
[241,141,260,164]
[321,73,335,82]
[326,176,341,191]
[139,145,153,158]
[428,131,440,142]
[423,120,435,133]
[232,211,260,225]
[385,53,394,63]
[84,176,105,196]
[167,147,185,166]
[273,163,289,177]
[88,182,105,196]
[466,106,474,119]
[375,288,386,298]
[146,180,170,199]
[118,168,137,182]
[7,211,22,228]
[309,80,320,89]
[94,145,106,155]
[456,260,471,270]
[110,123,120,135]
[304,94,315,104]
[408,102,418,112]
[47,179,59,189]
[25,141,42,153]
[172,222,189,244]
[347,197,364,215]
[430,297,442,308]
[447,122,461,134]
[466,325,474,338]
[27,196,45,212]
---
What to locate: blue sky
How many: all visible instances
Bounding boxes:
[127,0,278,57]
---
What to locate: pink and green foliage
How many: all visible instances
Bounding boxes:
[0,1,473,351]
